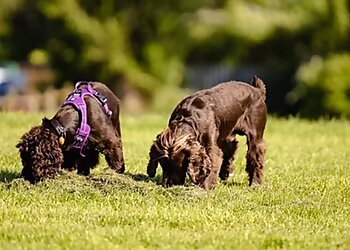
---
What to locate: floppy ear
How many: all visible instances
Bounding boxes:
[16,126,42,151]
[186,138,212,186]
[16,141,22,149]
[147,133,164,178]
[16,139,28,156]
[41,117,51,127]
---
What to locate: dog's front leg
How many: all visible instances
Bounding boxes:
[200,146,223,189]
[61,151,78,171]
[201,171,217,190]
[77,150,99,176]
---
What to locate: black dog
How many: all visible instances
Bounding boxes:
[16,81,125,183]
[147,76,267,189]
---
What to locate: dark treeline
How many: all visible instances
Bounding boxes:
[0,0,349,117]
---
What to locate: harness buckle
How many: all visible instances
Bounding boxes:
[94,92,107,104]
[75,89,82,95]
[74,135,84,144]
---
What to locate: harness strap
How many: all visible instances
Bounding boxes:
[81,82,113,118]
[62,81,113,157]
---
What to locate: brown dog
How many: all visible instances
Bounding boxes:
[16,81,125,183]
[147,76,267,189]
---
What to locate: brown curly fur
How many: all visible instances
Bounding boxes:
[147,76,267,189]
[16,82,125,183]
[18,126,64,182]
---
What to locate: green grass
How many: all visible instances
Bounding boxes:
[0,112,350,250]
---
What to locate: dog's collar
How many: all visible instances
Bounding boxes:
[49,118,66,145]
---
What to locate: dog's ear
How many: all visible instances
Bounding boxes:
[41,117,51,127]
[16,140,27,153]
[16,141,23,149]
[16,134,27,151]
[147,133,164,177]
[16,126,42,151]
[186,138,211,186]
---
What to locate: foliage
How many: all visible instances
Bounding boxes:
[0,0,217,97]
[291,54,350,118]
[1,112,350,249]
[0,0,349,116]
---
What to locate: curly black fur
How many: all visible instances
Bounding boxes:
[17,126,64,182]
[16,82,125,183]
[147,76,267,189]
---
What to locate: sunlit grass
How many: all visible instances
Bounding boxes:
[0,112,349,249]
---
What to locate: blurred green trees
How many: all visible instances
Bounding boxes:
[0,0,349,117]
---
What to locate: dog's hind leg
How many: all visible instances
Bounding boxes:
[219,138,239,180]
[246,138,266,186]
[245,103,267,186]
[77,150,99,176]
[113,117,126,171]
[114,134,125,173]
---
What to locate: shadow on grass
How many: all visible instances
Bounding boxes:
[126,172,248,188]
[0,170,20,183]
[124,172,163,185]
[221,180,247,187]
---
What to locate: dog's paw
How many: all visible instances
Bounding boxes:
[116,164,125,174]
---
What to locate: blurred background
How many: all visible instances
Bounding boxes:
[0,0,349,118]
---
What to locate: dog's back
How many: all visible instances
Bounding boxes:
[169,77,266,133]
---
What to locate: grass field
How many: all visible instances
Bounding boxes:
[0,112,349,249]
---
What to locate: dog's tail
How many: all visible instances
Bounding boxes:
[251,75,266,99]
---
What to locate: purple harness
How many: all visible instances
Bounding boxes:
[63,81,112,157]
